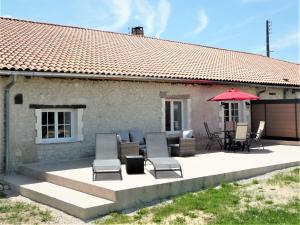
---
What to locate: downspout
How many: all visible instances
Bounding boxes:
[4,75,16,173]
[256,87,267,98]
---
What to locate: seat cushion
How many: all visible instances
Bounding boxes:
[129,129,145,145]
[148,157,181,170]
[168,144,179,148]
[117,130,130,142]
[93,159,121,171]
[182,130,193,138]
[116,134,122,143]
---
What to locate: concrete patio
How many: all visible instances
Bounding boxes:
[4,144,300,220]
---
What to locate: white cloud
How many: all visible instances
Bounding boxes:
[254,30,299,54]
[134,0,171,38]
[184,9,208,37]
[100,0,131,31]
[135,0,155,34]
[217,15,257,34]
[272,31,299,50]
[211,3,294,44]
[94,0,171,37]
[155,0,171,38]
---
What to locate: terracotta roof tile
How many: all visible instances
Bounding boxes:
[0,17,299,86]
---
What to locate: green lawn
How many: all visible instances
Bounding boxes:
[0,200,52,224]
[95,167,300,225]
[0,181,53,225]
[267,167,299,185]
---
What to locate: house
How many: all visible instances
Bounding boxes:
[0,17,299,173]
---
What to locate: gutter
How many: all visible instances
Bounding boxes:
[0,70,299,89]
[4,75,16,173]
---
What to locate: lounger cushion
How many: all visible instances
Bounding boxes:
[117,130,130,142]
[93,159,121,171]
[130,129,145,145]
[148,157,180,170]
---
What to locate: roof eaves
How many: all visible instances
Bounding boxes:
[1,69,299,89]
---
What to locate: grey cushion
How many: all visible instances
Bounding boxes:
[117,130,130,142]
[93,159,121,171]
[148,157,181,170]
[116,134,122,143]
[129,129,145,145]
[182,130,193,138]
[169,144,179,148]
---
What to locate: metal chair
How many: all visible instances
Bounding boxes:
[204,122,223,150]
[228,123,249,151]
[250,121,265,150]
[224,121,236,149]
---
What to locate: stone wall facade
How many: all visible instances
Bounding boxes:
[0,77,6,173]
[0,75,297,172]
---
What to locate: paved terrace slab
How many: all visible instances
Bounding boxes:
[20,145,299,190]
[7,145,300,219]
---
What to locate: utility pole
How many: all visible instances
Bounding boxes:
[266,20,271,57]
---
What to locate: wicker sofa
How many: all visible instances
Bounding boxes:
[116,129,145,163]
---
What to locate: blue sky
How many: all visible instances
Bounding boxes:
[1,0,299,63]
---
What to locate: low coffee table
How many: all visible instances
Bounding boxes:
[125,155,144,174]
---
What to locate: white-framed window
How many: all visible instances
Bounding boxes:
[35,108,83,144]
[223,102,240,123]
[164,100,184,132]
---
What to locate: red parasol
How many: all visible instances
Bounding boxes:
[208,88,259,101]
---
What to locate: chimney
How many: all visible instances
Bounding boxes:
[131,26,144,36]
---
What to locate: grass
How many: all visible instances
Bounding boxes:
[255,194,265,201]
[267,168,300,185]
[212,200,300,225]
[96,184,240,224]
[95,167,300,225]
[0,199,52,224]
[252,179,259,185]
[150,183,239,222]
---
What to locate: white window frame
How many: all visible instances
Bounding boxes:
[163,99,185,133]
[223,102,239,122]
[35,108,83,144]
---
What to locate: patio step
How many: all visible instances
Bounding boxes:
[4,174,115,220]
[18,163,117,201]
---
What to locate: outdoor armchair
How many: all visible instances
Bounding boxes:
[92,133,122,181]
[116,129,147,159]
[204,122,223,150]
[116,129,141,163]
[167,130,196,156]
[145,132,183,178]
[129,129,147,157]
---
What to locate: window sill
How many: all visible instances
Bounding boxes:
[36,138,82,145]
